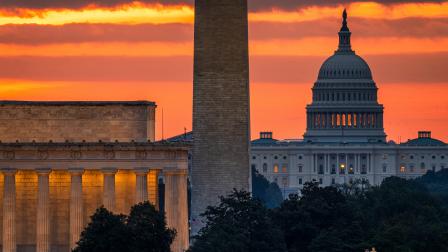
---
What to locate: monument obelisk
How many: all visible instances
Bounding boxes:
[191,0,251,234]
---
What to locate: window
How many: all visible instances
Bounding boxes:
[442,156,445,160]
[318,165,324,174]
[298,165,303,173]
[252,156,256,160]
[348,165,354,174]
[421,155,425,159]
[298,155,303,160]
[361,164,367,174]
[410,164,414,172]
[264,156,267,159]
[262,163,268,173]
[282,164,288,173]
[274,164,279,173]
[421,162,426,169]
[339,163,346,174]
[382,164,387,173]
[432,155,436,159]
[299,178,303,185]
[331,164,336,174]
[331,178,336,185]
[400,165,406,173]
[282,177,288,186]
[410,155,414,160]
[319,178,323,185]
[274,156,278,160]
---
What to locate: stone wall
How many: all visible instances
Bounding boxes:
[0,101,156,143]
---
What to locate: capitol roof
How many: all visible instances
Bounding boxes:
[317,9,372,80]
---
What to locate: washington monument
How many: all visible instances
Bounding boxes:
[191,0,251,233]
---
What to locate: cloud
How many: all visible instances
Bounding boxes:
[0,24,193,45]
[0,53,447,83]
[248,0,446,11]
[2,17,447,45]
[0,0,445,11]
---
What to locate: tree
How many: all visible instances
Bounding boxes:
[251,166,284,208]
[188,189,287,252]
[73,207,130,252]
[74,202,175,252]
[271,182,364,252]
[127,202,176,252]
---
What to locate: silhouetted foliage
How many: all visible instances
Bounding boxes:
[251,166,284,208]
[188,189,287,252]
[192,170,448,252]
[73,202,175,252]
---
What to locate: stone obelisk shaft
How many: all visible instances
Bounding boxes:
[192,0,251,234]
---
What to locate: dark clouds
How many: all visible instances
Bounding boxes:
[0,0,445,10]
[1,17,448,45]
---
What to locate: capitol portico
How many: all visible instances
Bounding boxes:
[0,101,189,252]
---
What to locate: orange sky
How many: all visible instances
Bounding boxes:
[0,1,447,142]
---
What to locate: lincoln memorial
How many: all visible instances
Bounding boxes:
[0,101,189,252]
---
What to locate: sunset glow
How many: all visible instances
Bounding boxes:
[0,1,447,142]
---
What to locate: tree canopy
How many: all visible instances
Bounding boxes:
[188,190,287,252]
[192,169,448,252]
[73,202,175,252]
[251,166,284,208]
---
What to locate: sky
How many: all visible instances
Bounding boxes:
[0,0,447,142]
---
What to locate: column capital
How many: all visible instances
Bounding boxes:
[36,168,51,175]
[68,168,84,176]
[1,168,17,176]
[101,168,118,175]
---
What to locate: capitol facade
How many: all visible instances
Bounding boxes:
[250,11,448,197]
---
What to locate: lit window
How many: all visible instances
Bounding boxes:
[282,165,288,173]
[274,164,279,173]
[400,165,406,173]
[348,166,354,174]
[339,163,346,174]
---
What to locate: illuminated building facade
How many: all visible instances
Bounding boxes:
[250,11,448,197]
[0,101,189,252]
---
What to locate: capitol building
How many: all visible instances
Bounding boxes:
[250,11,448,196]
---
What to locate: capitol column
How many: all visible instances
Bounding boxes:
[36,168,51,252]
[165,168,189,252]
[102,168,117,212]
[69,168,84,251]
[2,168,17,252]
[135,168,149,204]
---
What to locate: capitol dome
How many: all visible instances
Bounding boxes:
[304,9,387,144]
[318,54,372,80]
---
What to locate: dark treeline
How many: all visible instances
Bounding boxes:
[189,170,448,252]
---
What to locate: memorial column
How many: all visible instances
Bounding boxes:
[102,168,117,212]
[165,168,189,252]
[36,168,51,252]
[135,168,149,204]
[2,168,17,252]
[69,168,84,251]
